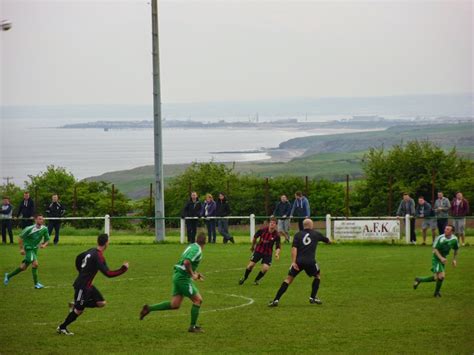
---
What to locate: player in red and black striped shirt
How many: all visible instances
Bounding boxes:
[57,234,129,335]
[239,219,281,285]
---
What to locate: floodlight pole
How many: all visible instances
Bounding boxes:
[151,0,165,242]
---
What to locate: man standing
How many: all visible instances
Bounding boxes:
[397,193,416,244]
[450,192,469,247]
[239,219,281,285]
[139,232,206,333]
[269,219,330,307]
[181,192,202,244]
[216,193,234,244]
[46,194,66,245]
[3,214,49,289]
[416,196,436,245]
[290,191,310,231]
[201,194,217,244]
[57,233,129,335]
[413,225,459,297]
[17,191,35,229]
[434,191,451,235]
[272,195,292,243]
[1,196,14,244]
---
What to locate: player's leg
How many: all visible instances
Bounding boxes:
[4,261,27,286]
[255,261,271,285]
[140,295,182,320]
[434,271,445,297]
[239,260,257,284]
[189,292,203,333]
[31,258,43,288]
[58,288,87,335]
[269,268,298,306]
[414,257,439,290]
[308,263,322,304]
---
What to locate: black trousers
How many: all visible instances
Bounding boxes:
[410,218,416,242]
[206,219,216,243]
[437,218,448,235]
[1,219,13,243]
[297,218,304,231]
[20,218,33,229]
[48,220,62,244]
[186,219,198,243]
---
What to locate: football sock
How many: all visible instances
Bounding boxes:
[311,278,320,298]
[255,271,265,281]
[243,268,252,280]
[32,268,38,284]
[274,281,289,301]
[60,311,78,328]
[149,301,172,312]
[419,276,435,283]
[7,267,22,279]
[190,304,200,326]
[435,279,443,293]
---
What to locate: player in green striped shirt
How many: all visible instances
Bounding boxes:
[139,232,206,333]
[413,224,459,297]
[4,214,50,289]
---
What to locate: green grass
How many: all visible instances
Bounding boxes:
[1,241,473,354]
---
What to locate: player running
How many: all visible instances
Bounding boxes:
[239,218,281,285]
[57,234,129,335]
[413,224,459,297]
[139,232,206,333]
[4,214,49,289]
[269,219,330,307]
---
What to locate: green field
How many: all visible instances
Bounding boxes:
[1,240,473,354]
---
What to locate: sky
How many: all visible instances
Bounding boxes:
[0,0,472,106]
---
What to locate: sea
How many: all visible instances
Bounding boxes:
[0,117,370,185]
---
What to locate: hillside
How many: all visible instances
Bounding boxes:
[88,123,473,199]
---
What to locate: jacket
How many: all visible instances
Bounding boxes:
[0,203,13,219]
[450,198,469,217]
[46,201,65,218]
[397,198,416,217]
[181,199,202,219]
[201,200,217,217]
[415,202,434,218]
[17,198,35,218]
[273,201,292,218]
[434,197,451,218]
[216,198,231,217]
[291,197,310,217]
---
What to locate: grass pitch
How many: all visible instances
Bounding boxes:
[1,242,473,354]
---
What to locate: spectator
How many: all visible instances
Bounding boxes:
[46,194,66,245]
[201,193,217,244]
[17,191,35,229]
[272,194,292,242]
[181,192,202,243]
[216,193,234,244]
[397,193,416,244]
[434,191,451,235]
[451,192,469,247]
[416,196,436,245]
[1,196,14,244]
[290,191,311,231]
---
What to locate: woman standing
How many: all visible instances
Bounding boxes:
[216,193,234,244]
[201,194,217,243]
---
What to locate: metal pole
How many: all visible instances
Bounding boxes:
[345,174,349,218]
[152,0,165,242]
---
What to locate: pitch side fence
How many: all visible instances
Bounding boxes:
[13,215,472,244]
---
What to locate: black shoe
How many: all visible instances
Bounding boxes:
[254,280,260,286]
[309,297,322,305]
[238,278,245,285]
[140,304,150,320]
[188,325,204,333]
[434,292,442,298]
[268,300,279,307]
[230,237,235,244]
[413,278,421,290]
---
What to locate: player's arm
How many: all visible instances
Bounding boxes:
[251,230,261,251]
[40,229,50,248]
[320,234,332,244]
[274,235,281,259]
[452,248,458,267]
[184,259,203,280]
[290,246,299,271]
[98,255,129,277]
[433,248,446,264]
[18,237,25,255]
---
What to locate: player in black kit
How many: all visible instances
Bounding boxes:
[269,219,330,307]
[57,234,129,335]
